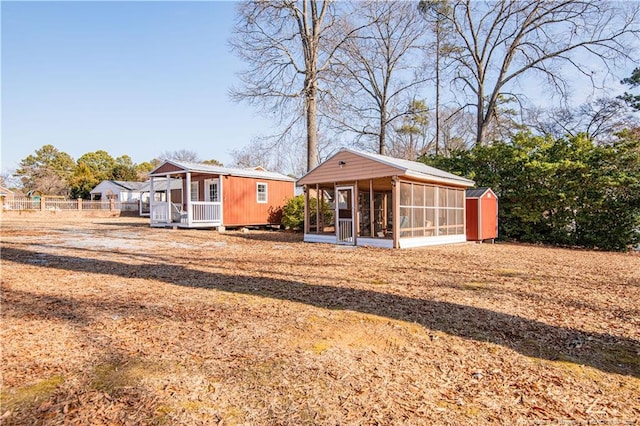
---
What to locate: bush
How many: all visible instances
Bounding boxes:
[281,195,305,230]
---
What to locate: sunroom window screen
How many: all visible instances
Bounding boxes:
[399,182,464,238]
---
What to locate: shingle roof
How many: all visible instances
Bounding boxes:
[111,180,146,191]
[465,187,494,198]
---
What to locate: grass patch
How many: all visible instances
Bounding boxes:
[461,282,489,291]
[0,375,64,410]
[91,359,169,394]
[495,268,526,278]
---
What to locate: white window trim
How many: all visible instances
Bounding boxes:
[204,178,219,202]
[256,182,268,204]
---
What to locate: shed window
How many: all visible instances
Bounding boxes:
[190,182,199,202]
[257,183,268,203]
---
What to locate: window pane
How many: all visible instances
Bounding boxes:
[413,208,424,237]
[426,186,435,205]
[191,182,199,201]
[413,184,424,206]
[400,183,412,206]
[448,189,457,208]
[425,208,436,229]
[399,207,411,229]
[438,187,448,208]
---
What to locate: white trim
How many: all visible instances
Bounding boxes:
[356,237,393,248]
[304,234,336,244]
[204,178,220,202]
[399,234,467,249]
[256,182,268,203]
[335,186,355,245]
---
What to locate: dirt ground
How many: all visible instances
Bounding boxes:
[1,216,639,425]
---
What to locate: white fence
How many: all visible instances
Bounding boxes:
[3,197,139,213]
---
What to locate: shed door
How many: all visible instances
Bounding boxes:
[336,186,355,245]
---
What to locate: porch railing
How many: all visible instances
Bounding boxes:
[150,201,171,223]
[190,202,222,223]
[338,218,354,243]
[150,201,222,225]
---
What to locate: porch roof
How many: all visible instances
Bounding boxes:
[150,160,295,182]
[297,149,475,187]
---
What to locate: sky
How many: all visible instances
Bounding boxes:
[1,0,273,174]
[1,1,638,177]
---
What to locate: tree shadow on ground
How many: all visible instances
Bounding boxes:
[3,246,638,378]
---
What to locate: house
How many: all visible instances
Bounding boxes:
[296,149,475,248]
[89,180,146,201]
[465,187,498,242]
[148,160,295,229]
[0,186,14,201]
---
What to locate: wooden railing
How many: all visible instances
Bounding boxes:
[190,202,222,223]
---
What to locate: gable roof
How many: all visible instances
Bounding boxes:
[150,160,295,182]
[111,180,146,191]
[466,187,496,198]
[298,148,474,187]
[90,180,145,194]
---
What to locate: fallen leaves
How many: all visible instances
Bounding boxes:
[1,216,639,425]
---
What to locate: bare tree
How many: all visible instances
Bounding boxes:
[430,0,640,146]
[527,98,639,142]
[231,1,356,172]
[389,99,431,160]
[158,149,201,163]
[328,1,429,155]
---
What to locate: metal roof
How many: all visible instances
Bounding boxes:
[139,178,183,192]
[150,160,295,182]
[350,149,474,185]
[298,148,474,187]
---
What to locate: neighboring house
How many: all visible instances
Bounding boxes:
[296,149,475,249]
[148,160,295,228]
[90,180,146,202]
[1,186,15,209]
[0,186,14,201]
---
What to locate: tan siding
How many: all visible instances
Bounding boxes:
[298,151,401,185]
[223,176,294,226]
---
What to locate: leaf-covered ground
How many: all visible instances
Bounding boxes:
[1,216,639,425]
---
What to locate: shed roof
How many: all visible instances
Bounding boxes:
[298,148,475,187]
[150,160,295,182]
[465,187,496,198]
[90,180,146,194]
[139,178,183,192]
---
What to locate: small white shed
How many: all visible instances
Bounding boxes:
[89,180,146,201]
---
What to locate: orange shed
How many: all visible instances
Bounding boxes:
[465,188,498,242]
[148,160,295,229]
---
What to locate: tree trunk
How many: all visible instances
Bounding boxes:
[306,80,319,171]
[434,22,441,156]
[379,105,387,155]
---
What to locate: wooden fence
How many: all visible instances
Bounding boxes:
[2,197,140,213]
